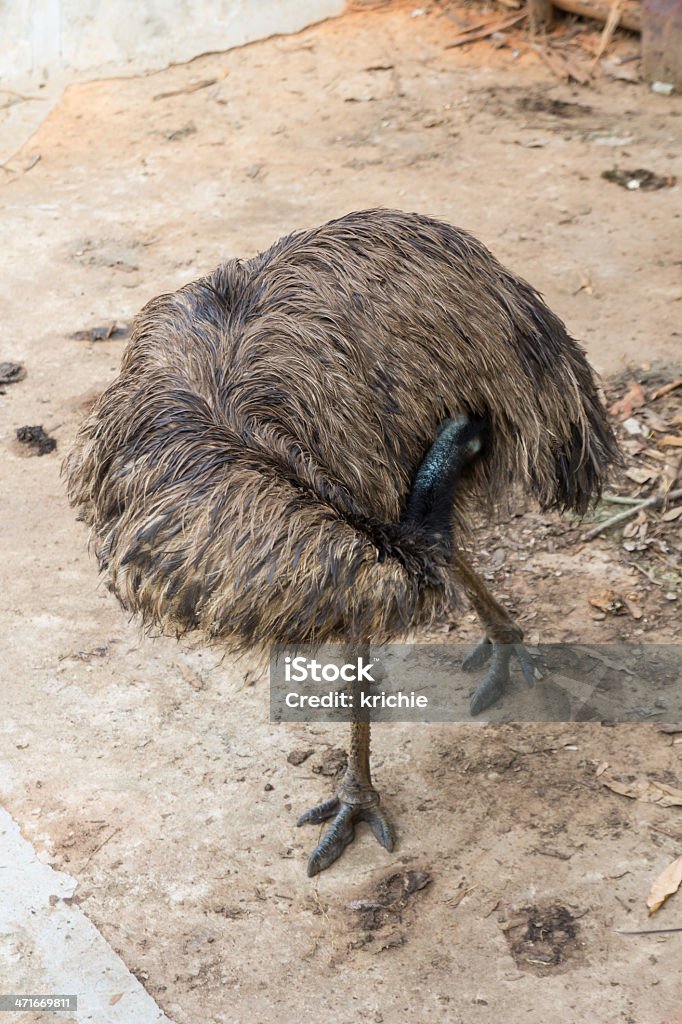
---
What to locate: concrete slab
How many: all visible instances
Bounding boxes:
[0,808,175,1024]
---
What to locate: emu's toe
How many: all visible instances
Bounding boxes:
[462,637,493,672]
[467,641,536,716]
[297,796,395,877]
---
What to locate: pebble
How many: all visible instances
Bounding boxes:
[651,81,674,96]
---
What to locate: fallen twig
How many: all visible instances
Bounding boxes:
[582,487,682,541]
[153,77,219,101]
[631,561,665,587]
[0,87,44,102]
[445,10,527,48]
[616,926,682,935]
[652,378,682,401]
[80,827,121,869]
[601,494,643,505]
[591,0,624,70]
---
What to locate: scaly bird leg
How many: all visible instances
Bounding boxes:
[452,550,536,715]
[297,416,485,875]
[297,718,395,877]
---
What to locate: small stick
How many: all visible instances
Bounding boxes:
[591,0,624,70]
[444,10,527,47]
[153,77,219,101]
[80,827,121,869]
[616,927,682,935]
[649,822,681,839]
[652,378,682,401]
[582,488,682,541]
[631,561,662,586]
[601,494,645,506]
[0,87,44,101]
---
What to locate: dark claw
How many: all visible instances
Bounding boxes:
[462,637,493,672]
[306,803,356,877]
[514,643,536,687]
[364,806,396,851]
[469,676,505,716]
[299,798,396,876]
[296,796,340,826]
[467,642,537,716]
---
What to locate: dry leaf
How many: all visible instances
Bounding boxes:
[661,435,682,448]
[641,408,672,432]
[610,382,646,420]
[588,589,624,614]
[601,771,682,807]
[109,993,124,1006]
[646,856,682,915]
[662,506,682,522]
[174,661,205,690]
[625,467,654,484]
[620,438,646,456]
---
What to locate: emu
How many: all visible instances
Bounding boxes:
[66,208,618,876]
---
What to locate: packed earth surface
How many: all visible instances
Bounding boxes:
[1,3,681,1023]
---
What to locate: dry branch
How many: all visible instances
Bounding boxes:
[582,487,682,541]
[551,0,641,33]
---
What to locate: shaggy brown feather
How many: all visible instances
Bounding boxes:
[65,208,619,648]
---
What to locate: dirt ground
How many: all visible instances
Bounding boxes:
[1,3,681,1023]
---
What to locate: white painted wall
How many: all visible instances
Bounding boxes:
[0,0,345,86]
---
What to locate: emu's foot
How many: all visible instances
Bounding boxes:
[297,794,395,877]
[463,639,536,716]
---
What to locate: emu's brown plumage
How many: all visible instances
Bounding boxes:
[66,208,619,875]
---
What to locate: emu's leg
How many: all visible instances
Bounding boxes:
[297,719,395,877]
[453,550,536,715]
[297,415,483,875]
